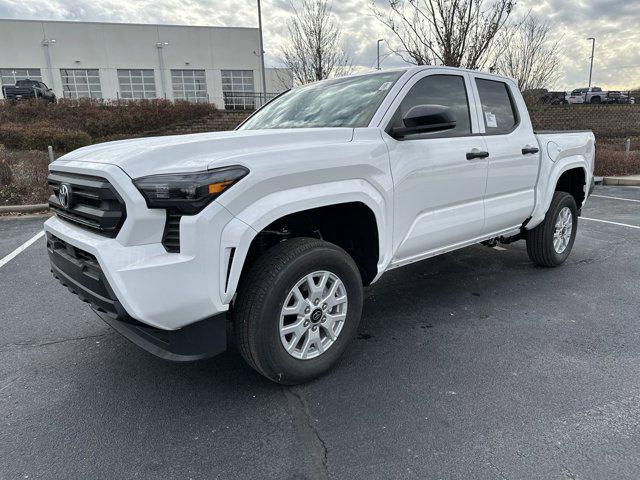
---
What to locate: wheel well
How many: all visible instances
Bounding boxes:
[241,202,379,286]
[555,168,586,210]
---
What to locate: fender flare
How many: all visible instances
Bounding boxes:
[217,179,391,304]
[527,158,589,230]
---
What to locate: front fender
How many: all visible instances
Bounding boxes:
[217,179,391,304]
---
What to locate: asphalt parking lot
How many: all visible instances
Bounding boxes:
[1,185,639,480]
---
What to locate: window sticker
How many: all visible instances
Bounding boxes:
[485,112,497,128]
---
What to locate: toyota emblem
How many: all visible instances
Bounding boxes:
[58,183,72,209]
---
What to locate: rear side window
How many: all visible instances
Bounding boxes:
[475,79,518,134]
[391,74,471,137]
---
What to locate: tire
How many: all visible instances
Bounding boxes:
[526,191,578,267]
[590,96,601,104]
[232,237,363,384]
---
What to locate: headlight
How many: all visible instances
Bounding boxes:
[133,166,249,214]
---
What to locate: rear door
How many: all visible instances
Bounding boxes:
[471,75,540,234]
[382,69,489,265]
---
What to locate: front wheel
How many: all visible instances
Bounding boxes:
[232,238,363,384]
[526,191,578,267]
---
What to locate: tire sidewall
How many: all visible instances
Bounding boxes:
[253,245,363,383]
[546,194,578,265]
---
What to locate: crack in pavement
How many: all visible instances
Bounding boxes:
[283,387,329,480]
[1,332,112,351]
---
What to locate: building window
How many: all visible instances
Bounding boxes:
[117,69,157,100]
[171,69,207,103]
[60,69,102,99]
[0,68,43,87]
[221,70,255,110]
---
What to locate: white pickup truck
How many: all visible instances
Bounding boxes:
[45,67,595,384]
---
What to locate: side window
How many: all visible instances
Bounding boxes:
[391,74,471,137]
[476,79,518,134]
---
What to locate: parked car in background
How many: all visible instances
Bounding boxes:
[565,87,635,104]
[45,67,595,384]
[2,79,56,102]
[606,91,635,104]
[566,87,607,104]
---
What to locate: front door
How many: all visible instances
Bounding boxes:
[382,71,488,267]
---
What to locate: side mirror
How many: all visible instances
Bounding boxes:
[391,105,456,139]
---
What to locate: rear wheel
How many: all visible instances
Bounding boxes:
[232,238,363,384]
[526,191,578,267]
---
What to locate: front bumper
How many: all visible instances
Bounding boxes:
[43,161,238,330]
[47,231,226,361]
[43,159,256,361]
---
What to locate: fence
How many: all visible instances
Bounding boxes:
[528,104,640,148]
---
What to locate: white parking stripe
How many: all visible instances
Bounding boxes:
[0,230,45,269]
[581,217,640,229]
[591,194,640,203]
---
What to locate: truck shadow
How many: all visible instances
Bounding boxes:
[95,242,540,391]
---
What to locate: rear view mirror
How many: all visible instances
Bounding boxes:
[391,105,456,138]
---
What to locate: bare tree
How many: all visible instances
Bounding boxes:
[280,0,353,85]
[495,15,562,91]
[371,0,515,70]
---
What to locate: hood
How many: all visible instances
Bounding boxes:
[55,128,355,178]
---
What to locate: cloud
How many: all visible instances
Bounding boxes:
[0,0,637,89]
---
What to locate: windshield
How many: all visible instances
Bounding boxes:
[239,70,405,130]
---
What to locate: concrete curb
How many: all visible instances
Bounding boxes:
[603,176,640,187]
[0,204,49,214]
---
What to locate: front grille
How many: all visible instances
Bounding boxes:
[162,210,182,253]
[48,172,126,238]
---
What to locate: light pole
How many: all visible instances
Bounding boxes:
[376,39,384,70]
[156,41,169,99]
[587,37,596,89]
[257,0,268,106]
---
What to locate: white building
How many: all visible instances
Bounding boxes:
[0,19,292,109]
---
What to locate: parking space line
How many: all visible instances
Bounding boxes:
[581,217,640,229]
[591,194,640,203]
[0,230,45,269]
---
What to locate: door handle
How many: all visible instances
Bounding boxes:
[521,146,540,155]
[466,150,490,160]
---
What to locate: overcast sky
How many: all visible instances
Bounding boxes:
[1,0,638,90]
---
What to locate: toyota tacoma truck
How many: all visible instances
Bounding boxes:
[45,67,595,384]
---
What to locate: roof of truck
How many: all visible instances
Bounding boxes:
[356,65,516,85]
